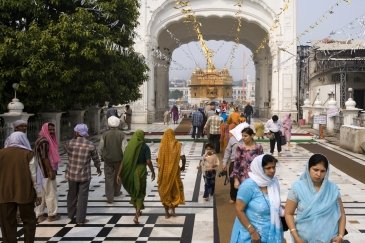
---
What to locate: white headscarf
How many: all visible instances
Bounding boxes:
[229,122,250,141]
[5,131,32,151]
[108,115,120,127]
[249,154,282,239]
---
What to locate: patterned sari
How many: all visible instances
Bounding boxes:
[157,129,185,208]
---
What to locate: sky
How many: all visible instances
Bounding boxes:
[169,0,365,81]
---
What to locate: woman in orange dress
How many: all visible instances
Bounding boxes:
[157,129,186,218]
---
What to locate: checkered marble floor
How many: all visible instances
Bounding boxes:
[1,123,365,242]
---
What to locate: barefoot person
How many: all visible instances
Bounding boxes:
[157,129,186,218]
[117,130,155,224]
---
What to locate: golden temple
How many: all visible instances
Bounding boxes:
[189,67,233,104]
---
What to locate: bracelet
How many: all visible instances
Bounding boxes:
[246,224,252,230]
[338,234,343,239]
[290,228,297,232]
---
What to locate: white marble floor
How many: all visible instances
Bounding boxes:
[1,122,365,242]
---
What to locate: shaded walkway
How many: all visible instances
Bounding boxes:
[174,118,192,134]
[300,143,365,184]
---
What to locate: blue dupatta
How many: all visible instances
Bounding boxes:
[293,162,340,242]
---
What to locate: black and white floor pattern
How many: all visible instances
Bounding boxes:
[1,134,365,242]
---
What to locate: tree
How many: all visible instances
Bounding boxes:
[169,90,184,100]
[0,0,148,112]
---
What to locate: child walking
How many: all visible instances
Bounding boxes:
[199,143,220,201]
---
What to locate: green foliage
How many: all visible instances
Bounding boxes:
[169,90,184,100]
[0,0,148,112]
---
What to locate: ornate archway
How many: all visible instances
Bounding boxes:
[132,0,297,123]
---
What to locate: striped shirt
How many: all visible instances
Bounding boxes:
[35,137,52,177]
[63,137,101,182]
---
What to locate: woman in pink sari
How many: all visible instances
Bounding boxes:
[282,113,292,149]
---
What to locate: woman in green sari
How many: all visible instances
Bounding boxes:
[117,130,155,224]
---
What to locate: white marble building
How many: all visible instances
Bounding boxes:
[131,0,297,123]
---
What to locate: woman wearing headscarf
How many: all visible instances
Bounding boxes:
[230,154,284,243]
[231,127,263,190]
[171,105,179,124]
[0,132,41,243]
[157,128,186,218]
[282,113,293,150]
[285,154,346,243]
[222,122,250,203]
[227,106,241,130]
[117,130,155,224]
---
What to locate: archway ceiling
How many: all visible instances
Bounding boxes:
[157,16,267,54]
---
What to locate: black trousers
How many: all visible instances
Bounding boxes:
[192,125,202,139]
[0,202,36,243]
[208,134,221,153]
[269,131,282,153]
[229,161,238,201]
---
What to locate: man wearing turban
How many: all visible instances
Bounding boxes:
[63,123,102,224]
[99,116,127,203]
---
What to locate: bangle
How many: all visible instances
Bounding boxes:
[246,224,252,230]
[338,234,343,239]
[290,228,297,232]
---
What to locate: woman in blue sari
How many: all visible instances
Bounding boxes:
[285,154,346,243]
[230,154,283,243]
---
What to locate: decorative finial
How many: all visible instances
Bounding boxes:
[12,83,19,98]
[348,87,353,99]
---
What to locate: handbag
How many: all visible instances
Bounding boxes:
[280,216,288,231]
[266,132,275,140]
[280,135,287,146]
[261,191,288,231]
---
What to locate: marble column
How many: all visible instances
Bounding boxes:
[255,52,270,119]
[0,97,34,141]
[325,97,337,135]
[68,110,86,125]
[155,59,168,121]
[85,107,102,135]
[312,99,324,130]
[301,94,312,126]
[343,96,362,126]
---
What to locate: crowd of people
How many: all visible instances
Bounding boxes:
[188,101,346,242]
[0,102,347,242]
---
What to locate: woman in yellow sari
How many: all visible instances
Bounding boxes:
[117,130,155,224]
[157,129,186,218]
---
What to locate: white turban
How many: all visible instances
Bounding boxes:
[12,119,27,128]
[108,116,120,127]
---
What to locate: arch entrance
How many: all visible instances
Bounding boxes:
[132,0,297,123]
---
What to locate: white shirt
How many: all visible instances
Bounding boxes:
[265,119,282,133]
